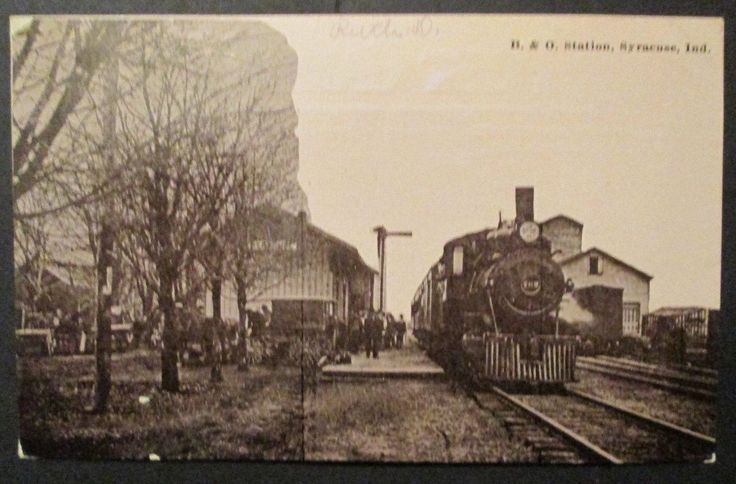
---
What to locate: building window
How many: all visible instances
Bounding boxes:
[452,246,464,276]
[623,302,641,335]
[343,281,349,320]
[589,256,603,275]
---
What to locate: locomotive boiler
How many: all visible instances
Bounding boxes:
[412,187,577,386]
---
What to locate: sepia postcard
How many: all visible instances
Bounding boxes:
[11,13,722,464]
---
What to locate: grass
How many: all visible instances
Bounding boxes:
[17,350,304,460]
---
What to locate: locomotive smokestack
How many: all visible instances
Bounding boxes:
[515,187,534,222]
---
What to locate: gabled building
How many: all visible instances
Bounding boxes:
[541,216,653,336]
[205,210,377,331]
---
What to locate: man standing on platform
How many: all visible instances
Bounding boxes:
[384,313,395,349]
[365,309,382,359]
[348,311,361,353]
[397,314,407,349]
[325,314,334,350]
[339,317,348,351]
[364,309,374,358]
[374,311,386,358]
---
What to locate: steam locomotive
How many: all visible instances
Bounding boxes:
[412,187,577,387]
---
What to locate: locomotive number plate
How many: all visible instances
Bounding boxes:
[521,276,541,295]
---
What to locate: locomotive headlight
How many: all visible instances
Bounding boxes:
[519,221,540,243]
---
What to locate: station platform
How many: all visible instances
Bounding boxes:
[320,340,445,380]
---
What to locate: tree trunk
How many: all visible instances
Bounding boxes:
[94,222,114,412]
[235,275,249,371]
[210,277,223,382]
[160,271,179,392]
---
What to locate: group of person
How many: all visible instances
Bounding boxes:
[326,309,407,359]
[19,308,93,353]
[360,310,408,359]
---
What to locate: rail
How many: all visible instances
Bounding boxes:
[576,357,716,400]
[489,386,715,464]
[596,355,717,378]
[568,389,715,446]
[489,385,622,464]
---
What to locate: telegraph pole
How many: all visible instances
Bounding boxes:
[373,226,412,312]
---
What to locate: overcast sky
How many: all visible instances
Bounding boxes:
[252,14,723,315]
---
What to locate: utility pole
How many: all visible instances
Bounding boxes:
[373,226,412,312]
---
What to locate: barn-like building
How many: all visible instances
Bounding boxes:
[541,215,653,337]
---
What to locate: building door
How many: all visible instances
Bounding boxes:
[623,302,641,336]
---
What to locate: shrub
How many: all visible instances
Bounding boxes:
[282,335,330,368]
[244,338,275,365]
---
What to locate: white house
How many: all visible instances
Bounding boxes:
[541,216,652,336]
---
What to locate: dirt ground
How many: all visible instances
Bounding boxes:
[568,369,716,436]
[304,378,536,463]
[20,345,604,463]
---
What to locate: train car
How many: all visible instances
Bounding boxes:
[412,187,576,387]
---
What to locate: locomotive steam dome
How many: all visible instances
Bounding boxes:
[484,248,566,317]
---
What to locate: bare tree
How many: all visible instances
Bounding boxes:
[13,205,52,313]
[12,19,124,213]
[12,18,128,328]
[13,18,308,394]
[192,99,305,379]
[110,22,297,391]
[226,117,306,370]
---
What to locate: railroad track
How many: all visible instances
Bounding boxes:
[596,355,717,379]
[486,386,715,464]
[668,362,718,379]
[473,391,589,463]
[576,356,716,400]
